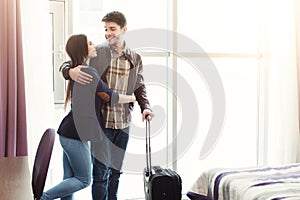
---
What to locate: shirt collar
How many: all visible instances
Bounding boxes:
[109,41,128,55]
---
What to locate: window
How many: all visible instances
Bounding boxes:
[176,0,260,192]
[50,0,66,104]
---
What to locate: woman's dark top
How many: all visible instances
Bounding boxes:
[57,66,119,141]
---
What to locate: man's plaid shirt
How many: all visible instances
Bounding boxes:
[101,46,131,129]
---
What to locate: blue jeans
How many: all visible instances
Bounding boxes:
[41,135,91,200]
[91,127,129,200]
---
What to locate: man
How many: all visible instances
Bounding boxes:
[60,11,154,200]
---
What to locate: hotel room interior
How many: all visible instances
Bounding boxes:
[1,0,300,199]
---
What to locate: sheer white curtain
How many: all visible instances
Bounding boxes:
[21,0,55,165]
[296,0,300,163]
[261,0,299,164]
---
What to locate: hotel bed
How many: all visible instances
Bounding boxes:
[186,163,300,200]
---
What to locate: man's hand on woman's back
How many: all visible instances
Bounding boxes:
[69,65,93,85]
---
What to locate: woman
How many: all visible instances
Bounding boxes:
[40,34,135,200]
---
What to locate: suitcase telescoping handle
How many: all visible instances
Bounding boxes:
[145,115,152,177]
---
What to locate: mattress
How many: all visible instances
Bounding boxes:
[187,163,300,200]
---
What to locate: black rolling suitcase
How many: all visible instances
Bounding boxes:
[143,117,182,200]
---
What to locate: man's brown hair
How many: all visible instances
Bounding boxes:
[102,11,127,28]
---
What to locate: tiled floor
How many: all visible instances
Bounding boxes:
[123,195,190,200]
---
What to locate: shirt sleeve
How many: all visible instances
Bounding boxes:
[81,66,119,104]
[59,61,72,80]
[96,79,119,104]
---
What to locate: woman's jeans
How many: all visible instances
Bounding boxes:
[40,135,91,200]
[91,127,129,200]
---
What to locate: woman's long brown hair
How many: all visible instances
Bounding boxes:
[64,34,88,110]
